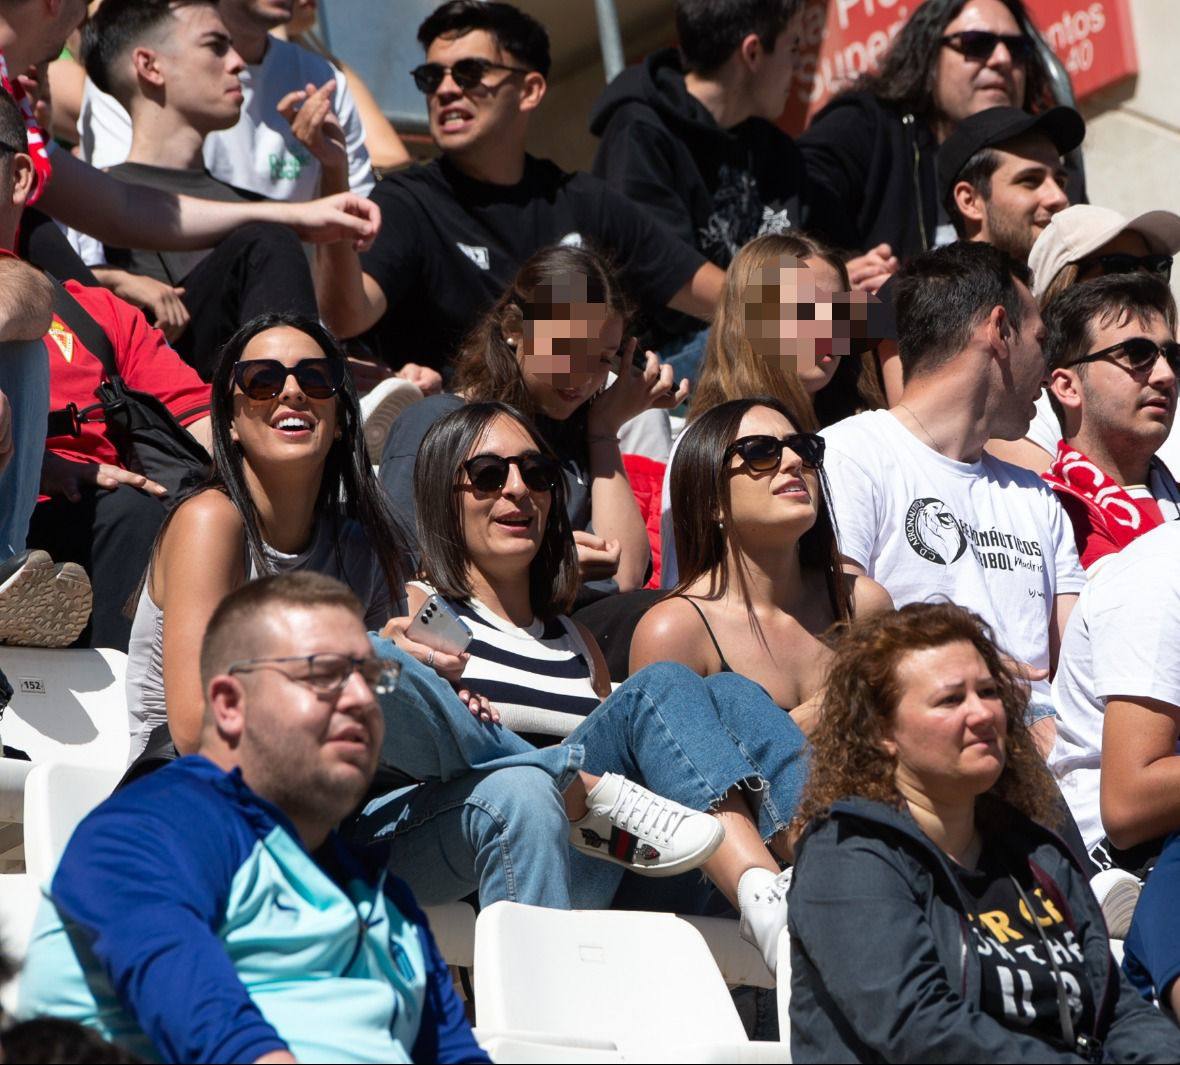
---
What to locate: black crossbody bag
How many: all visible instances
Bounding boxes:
[44,282,210,499]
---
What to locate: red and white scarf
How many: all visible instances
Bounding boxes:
[0,53,52,204]
[1043,440,1179,551]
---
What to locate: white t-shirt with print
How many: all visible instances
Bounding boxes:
[78,36,373,202]
[820,409,1085,714]
[1050,521,1180,851]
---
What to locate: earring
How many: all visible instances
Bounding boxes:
[507,336,518,348]
[333,428,342,441]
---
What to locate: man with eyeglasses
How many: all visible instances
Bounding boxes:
[799,0,1083,262]
[1038,273,1180,573]
[316,0,725,380]
[18,571,490,1064]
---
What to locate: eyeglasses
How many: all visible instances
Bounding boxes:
[232,358,345,401]
[461,452,562,493]
[940,30,1034,63]
[1065,336,1180,375]
[723,433,825,472]
[227,652,400,696]
[1074,252,1174,281]
[411,58,531,95]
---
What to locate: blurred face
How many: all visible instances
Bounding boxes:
[975,135,1069,261]
[33,0,89,65]
[1070,309,1177,458]
[230,325,340,474]
[149,4,245,133]
[748,12,804,122]
[933,0,1028,125]
[885,641,1007,805]
[423,28,534,156]
[234,605,384,819]
[743,255,862,394]
[509,276,624,420]
[993,280,1048,438]
[287,0,317,36]
[458,414,553,576]
[724,405,819,541]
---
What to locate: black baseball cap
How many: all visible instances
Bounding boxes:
[937,106,1086,207]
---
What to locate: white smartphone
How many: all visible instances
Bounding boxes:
[405,594,473,656]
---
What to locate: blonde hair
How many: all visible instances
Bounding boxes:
[688,232,851,429]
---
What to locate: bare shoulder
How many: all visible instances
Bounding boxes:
[158,490,246,579]
[170,488,244,537]
[630,595,712,673]
[847,573,894,618]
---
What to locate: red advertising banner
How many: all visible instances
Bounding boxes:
[781,0,1139,134]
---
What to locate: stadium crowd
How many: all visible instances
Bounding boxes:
[1,0,1180,1061]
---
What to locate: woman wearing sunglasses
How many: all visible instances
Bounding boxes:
[992,203,1180,475]
[379,243,685,599]
[658,232,883,589]
[635,397,891,721]
[799,0,1065,264]
[125,312,408,760]
[395,399,813,974]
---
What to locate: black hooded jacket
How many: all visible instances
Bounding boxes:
[589,48,813,345]
[789,796,1180,1063]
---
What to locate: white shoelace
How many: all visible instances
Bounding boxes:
[607,780,687,844]
[750,868,793,904]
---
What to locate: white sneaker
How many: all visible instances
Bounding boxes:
[569,773,724,877]
[1091,868,1142,939]
[359,377,424,464]
[738,866,793,975]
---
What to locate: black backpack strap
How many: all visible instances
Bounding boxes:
[49,280,119,378]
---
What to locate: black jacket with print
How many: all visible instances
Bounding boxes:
[788,795,1180,1063]
[589,48,813,346]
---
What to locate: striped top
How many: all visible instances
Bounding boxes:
[411,582,601,742]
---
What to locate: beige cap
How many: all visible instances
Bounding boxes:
[1028,204,1180,300]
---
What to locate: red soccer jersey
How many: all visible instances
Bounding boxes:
[44,280,211,468]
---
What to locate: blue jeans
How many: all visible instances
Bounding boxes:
[355,639,808,911]
[0,339,49,559]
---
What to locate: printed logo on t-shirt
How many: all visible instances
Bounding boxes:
[904,497,1045,574]
[456,242,490,270]
[47,321,74,363]
[559,232,584,248]
[905,498,968,565]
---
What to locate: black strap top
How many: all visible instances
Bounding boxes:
[674,596,734,674]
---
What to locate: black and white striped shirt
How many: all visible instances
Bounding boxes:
[412,582,601,742]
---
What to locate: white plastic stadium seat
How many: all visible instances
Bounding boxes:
[472,901,791,1062]
[0,647,129,867]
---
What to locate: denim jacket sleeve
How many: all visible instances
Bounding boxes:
[789,823,1088,1064]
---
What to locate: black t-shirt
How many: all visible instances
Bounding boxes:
[101,163,259,285]
[954,842,1095,1050]
[359,155,706,372]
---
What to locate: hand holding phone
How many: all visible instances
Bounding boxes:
[405,594,473,655]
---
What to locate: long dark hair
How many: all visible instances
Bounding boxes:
[852,0,1052,120]
[206,312,406,602]
[451,243,629,431]
[413,401,580,619]
[670,396,851,626]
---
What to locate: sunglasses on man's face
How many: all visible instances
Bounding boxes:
[1075,252,1174,281]
[940,30,1034,63]
[232,358,345,401]
[1067,336,1180,376]
[411,58,530,95]
[461,452,562,494]
[724,433,826,473]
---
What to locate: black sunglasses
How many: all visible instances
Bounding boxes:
[411,58,531,95]
[1066,336,1180,375]
[724,433,825,472]
[1075,252,1174,281]
[461,452,562,493]
[940,30,1034,63]
[232,358,345,401]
